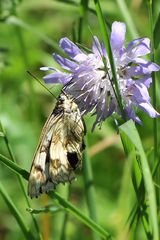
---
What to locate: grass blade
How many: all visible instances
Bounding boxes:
[119,120,159,240]
[49,191,112,239]
[83,138,100,240]
[0,153,29,180]
[0,183,35,240]
[153,12,160,49]
[0,122,42,239]
[0,153,112,239]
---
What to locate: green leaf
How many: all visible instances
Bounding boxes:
[154,12,160,49]
[119,120,159,240]
[0,183,35,240]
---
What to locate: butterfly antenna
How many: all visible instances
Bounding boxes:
[27,71,57,99]
[61,87,69,97]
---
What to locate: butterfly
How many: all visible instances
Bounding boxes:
[28,92,85,198]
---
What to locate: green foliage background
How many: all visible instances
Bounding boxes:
[1,1,160,240]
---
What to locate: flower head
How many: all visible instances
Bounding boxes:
[41,21,160,129]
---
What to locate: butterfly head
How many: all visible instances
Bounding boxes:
[59,93,79,114]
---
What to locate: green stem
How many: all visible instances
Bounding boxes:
[0,183,35,240]
[77,2,101,238]
[0,153,29,180]
[83,138,100,240]
[60,211,69,240]
[49,192,112,239]
[0,154,112,239]
[27,205,63,214]
[83,149,97,221]
[78,16,83,43]
[94,0,126,121]
[60,185,70,240]
[147,0,160,212]
[77,0,89,43]
[15,26,38,123]
[116,0,139,38]
[10,1,39,129]
[147,0,158,160]
[0,122,42,240]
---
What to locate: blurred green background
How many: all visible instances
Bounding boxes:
[1,0,160,239]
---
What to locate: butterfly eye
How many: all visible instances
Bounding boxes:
[60,95,65,101]
[67,152,79,169]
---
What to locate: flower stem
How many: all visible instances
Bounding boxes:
[60,185,70,240]
[83,138,100,240]
[147,0,158,160]
[94,0,126,121]
[147,0,160,206]
[75,3,101,238]
[147,0,160,213]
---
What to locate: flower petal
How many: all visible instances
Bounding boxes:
[110,21,126,55]
[125,66,154,77]
[59,37,83,59]
[138,75,152,88]
[40,24,160,129]
[43,72,72,84]
[130,82,160,117]
[73,53,88,62]
[138,102,160,118]
[126,38,150,57]
[53,54,78,71]
[133,58,160,72]
[131,82,150,102]
[101,41,107,58]
[92,36,103,56]
[40,67,56,71]
[125,105,142,124]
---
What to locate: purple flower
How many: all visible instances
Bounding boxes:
[41,21,160,128]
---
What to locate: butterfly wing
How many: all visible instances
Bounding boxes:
[28,93,85,198]
[28,112,61,198]
[49,107,85,186]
